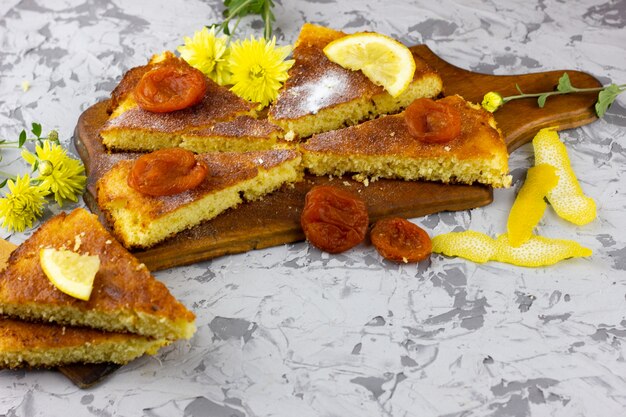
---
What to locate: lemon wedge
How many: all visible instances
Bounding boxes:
[40,248,100,301]
[323,32,416,97]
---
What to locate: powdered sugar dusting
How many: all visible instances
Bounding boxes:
[297,70,351,115]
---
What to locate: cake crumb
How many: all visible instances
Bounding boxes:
[390,132,395,137]
[284,131,296,141]
[444,146,451,152]
[343,181,351,187]
[402,257,408,263]
[352,173,371,186]
[105,240,112,245]
[73,235,82,251]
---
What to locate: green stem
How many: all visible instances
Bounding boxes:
[263,0,271,39]
[220,0,254,34]
[503,84,626,103]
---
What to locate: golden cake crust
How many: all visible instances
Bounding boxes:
[0,209,195,338]
[301,95,511,187]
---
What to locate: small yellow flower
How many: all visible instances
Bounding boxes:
[177,26,231,86]
[22,141,86,206]
[228,36,294,108]
[481,91,504,113]
[0,175,47,232]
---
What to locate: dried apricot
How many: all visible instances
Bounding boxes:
[301,186,369,253]
[134,64,207,113]
[128,148,208,196]
[371,217,431,263]
[404,98,461,143]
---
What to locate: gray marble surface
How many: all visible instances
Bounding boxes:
[1,0,626,416]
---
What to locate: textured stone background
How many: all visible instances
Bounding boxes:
[1,0,625,416]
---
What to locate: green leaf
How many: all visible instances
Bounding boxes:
[537,94,549,108]
[557,73,573,92]
[18,130,27,147]
[595,84,624,118]
[225,0,264,17]
[31,122,42,138]
[0,178,7,189]
[515,83,524,95]
[32,159,39,173]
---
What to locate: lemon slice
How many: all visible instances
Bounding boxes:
[323,32,416,97]
[40,248,100,301]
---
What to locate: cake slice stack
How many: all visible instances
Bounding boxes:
[0,208,196,368]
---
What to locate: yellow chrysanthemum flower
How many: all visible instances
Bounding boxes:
[0,174,47,232]
[22,141,86,206]
[178,26,231,86]
[228,36,294,108]
[481,91,504,113]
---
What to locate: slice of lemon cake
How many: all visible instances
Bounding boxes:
[97,149,303,249]
[0,317,169,368]
[268,24,443,139]
[100,52,257,152]
[300,95,512,188]
[0,209,196,340]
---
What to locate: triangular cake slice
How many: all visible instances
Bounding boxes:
[100,52,258,152]
[268,23,443,138]
[0,209,196,340]
[300,95,512,188]
[97,149,303,249]
[0,317,168,368]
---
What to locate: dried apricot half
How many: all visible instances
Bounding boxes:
[128,148,208,196]
[134,64,207,113]
[301,186,369,253]
[404,98,461,143]
[371,217,431,263]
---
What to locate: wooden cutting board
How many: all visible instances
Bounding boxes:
[74,45,601,272]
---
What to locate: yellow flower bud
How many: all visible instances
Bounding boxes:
[39,160,54,176]
[481,91,504,113]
